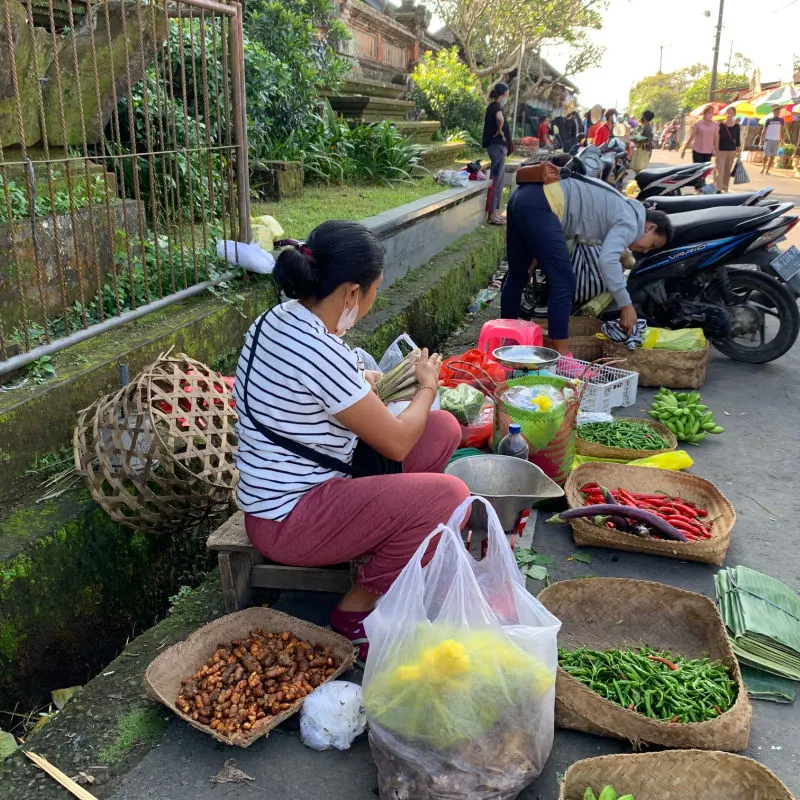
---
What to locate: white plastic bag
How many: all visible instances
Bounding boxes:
[299,681,367,751]
[215,240,275,274]
[378,334,419,372]
[363,496,561,800]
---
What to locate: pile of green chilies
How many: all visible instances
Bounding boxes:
[577,420,670,450]
[558,646,737,723]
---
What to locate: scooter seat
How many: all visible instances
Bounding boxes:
[636,165,689,188]
[645,192,764,213]
[668,206,776,247]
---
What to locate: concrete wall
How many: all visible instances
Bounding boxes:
[361,182,490,288]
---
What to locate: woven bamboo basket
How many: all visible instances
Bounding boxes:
[538,578,751,751]
[576,418,678,459]
[558,751,795,800]
[74,353,238,533]
[563,462,734,564]
[536,316,604,363]
[601,340,709,389]
[145,607,356,747]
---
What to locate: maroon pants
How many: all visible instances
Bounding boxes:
[244,411,469,594]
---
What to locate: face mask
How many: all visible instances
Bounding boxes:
[501,96,508,106]
[335,293,359,337]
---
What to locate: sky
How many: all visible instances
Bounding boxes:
[539,0,799,110]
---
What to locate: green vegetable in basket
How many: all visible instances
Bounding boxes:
[578,420,670,451]
[583,786,634,800]
[559,646,737,723]
[439,383,487,425]
[647,388,724,445]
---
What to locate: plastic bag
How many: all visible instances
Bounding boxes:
[251,214,285,251]
[500,384,565,414]
[459,397,494,448]
[300,681,367,751]
[435,169,469,188]
[364,496,561,800]
[215,240,275,274]
[353,347,380,372]
[439,384,486,425]
[378,334,419,372]
[577,411,614,425]
[642,327,706,351]
[573,450,694,471]
[440,349,508,392]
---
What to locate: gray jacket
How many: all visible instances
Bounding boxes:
[560,177,645,307]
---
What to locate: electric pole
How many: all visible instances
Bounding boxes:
[709,0,725,101]
[658,43,671,74]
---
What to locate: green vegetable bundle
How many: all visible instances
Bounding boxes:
[377,350,420,403]
[558,646,737,723]
[647,388,724,445]
[578,420,670,451]
[584,786,634,800]
[439,384,486,425]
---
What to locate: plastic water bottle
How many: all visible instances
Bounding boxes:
[498,424,529,460]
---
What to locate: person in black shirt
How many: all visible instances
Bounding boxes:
[482,82,511,225]
[716,106,742,192]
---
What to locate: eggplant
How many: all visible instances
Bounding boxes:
[597,484,633,533]
[555,504,689,542]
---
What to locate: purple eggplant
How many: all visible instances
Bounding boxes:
[597,484,633,533]
[554,504,689,542]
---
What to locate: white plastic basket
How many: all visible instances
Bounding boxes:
[554,356,638,413]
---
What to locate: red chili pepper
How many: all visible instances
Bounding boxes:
[647,655,678,670]
[617,488,639,506]
[579,483,600,493]
[668,518,704,536]
[631,494,671,503]
[695,509,708,518]
[670,502,698,517]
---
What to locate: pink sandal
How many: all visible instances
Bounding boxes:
[329,607,370,667]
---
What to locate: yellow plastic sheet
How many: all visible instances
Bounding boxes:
[642,327,706,351]
[573,450,694,471]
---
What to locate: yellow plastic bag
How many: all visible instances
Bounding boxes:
[251,214,284,251]
[642,327,706,351]
[573,450,693,471]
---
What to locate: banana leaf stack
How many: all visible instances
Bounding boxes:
[715,566,800,682]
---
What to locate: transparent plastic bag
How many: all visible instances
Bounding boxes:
[300,681,366,751]
[440,384,487,425]
[363,497,561,800]
[642,327,707,351]
[378,334,419,372]
[500,384,565,413]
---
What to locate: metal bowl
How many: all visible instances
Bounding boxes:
[493,345,561,372]
[445,454,564,533]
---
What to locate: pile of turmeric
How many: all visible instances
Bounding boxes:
[176,629,338,739]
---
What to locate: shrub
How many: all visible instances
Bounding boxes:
[410,49,485,134]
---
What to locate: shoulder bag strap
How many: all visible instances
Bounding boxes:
[239,312,362,478]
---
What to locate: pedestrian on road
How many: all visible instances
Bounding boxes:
[482,81,511,226]
[716,106,742,192]
[631,110,655,173]
[681,105,717,163]
[760,106,786,176]
[501,174,672,353]
[537,115,552,147]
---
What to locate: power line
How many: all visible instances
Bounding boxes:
[769,0,798,15]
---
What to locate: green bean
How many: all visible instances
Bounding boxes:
[578,420,670,450]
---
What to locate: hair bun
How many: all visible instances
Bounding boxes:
[273,247,320,299]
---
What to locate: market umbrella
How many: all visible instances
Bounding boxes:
[721,100,757,117]
[689,101,726,117]
[755,84,799,115]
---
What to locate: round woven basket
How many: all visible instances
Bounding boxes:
[558,751,794,800]
[536,316,604,363]
[563,462,734,564]
[538,577,752,751]
[576,418,678,459]
[74,352,238,533]
[601,340,709,389]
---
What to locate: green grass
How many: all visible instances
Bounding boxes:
[251,178,443,239]
[98,707,169,764]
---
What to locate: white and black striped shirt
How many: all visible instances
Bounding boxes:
[233,301,370,520]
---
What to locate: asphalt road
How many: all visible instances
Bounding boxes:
[109,168,800,800]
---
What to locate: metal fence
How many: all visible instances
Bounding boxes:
[0,0,250,373]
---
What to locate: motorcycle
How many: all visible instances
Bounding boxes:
[552,138,630,190]
[644,191,800,296]
[635,163,717,199]
[522,202,800,363]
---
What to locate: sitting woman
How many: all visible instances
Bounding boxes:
[233,220,469,662]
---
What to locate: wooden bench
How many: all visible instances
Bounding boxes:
[207,511,356,613]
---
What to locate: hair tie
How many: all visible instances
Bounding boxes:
[274,238,313,259]
[297,244,313,258]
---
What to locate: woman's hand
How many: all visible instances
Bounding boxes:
[415,348,443,391]
[364,370,382,392]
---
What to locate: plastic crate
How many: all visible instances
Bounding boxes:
[553,356,638,413]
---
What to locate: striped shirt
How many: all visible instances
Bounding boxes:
[233,301,370,520]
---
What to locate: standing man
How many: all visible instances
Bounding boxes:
[760,106,785,176]
[537,115,552,147]
[482,82,511,226]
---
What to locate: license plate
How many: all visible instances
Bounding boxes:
[771,245,800,282]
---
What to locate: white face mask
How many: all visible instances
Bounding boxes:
[335,293,359,337]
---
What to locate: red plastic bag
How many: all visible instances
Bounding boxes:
[441,349,507,392]
[459,398,494,448]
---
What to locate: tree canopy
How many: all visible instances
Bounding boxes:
[681,54,752,109]
[628,66,703,122]
[425,0,606,80]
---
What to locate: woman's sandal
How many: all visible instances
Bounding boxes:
[329,607,370,669]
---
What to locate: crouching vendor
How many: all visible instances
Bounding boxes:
[501,174,673,353]
[233,220,469,662]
